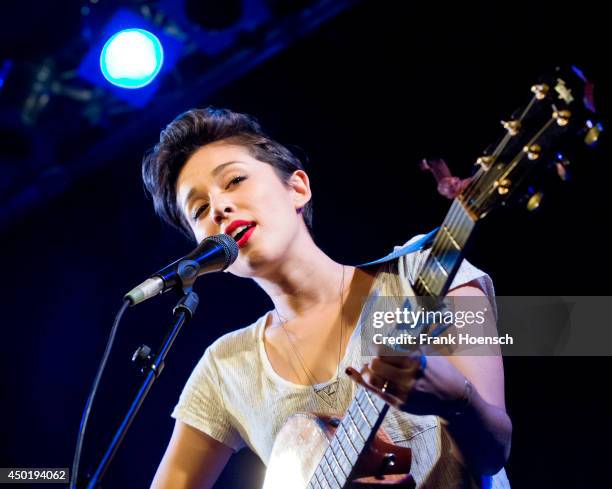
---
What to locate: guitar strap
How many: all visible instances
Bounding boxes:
[356,227,439,267]
[356,226,496,489]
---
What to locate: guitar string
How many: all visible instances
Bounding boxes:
[308,91,557,487]
[312,91,555,486]
[413,97,558,344]
[310,208,485,485]
[470,95,549,213]
[459,93,538,205]
[418,91,543,296]
[470,116,556,212]
[287,94,553,489]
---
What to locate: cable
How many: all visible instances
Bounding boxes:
[70,298,131,489]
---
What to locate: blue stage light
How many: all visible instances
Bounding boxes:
[99,28,164,89]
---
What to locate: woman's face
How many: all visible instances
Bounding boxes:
[176,140,311,277]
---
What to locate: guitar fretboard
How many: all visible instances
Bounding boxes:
[413,199,476,298]
[307,387,387,488]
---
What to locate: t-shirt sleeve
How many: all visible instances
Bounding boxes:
[171,346,245,451]
[395,234,497,320]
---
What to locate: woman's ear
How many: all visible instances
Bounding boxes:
[288,170,311,210]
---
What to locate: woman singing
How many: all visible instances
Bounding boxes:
[143,107,512,488]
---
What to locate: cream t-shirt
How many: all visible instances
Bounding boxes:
[171,236,511,488]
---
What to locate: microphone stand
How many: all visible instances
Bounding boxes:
[82,260,202,489]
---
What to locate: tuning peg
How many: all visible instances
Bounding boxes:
[501,120,521,136]
[554,78,575,104]
[523,144,542,160]
[531,83,550,100]
[553,109,571,126]
[584,120,603,147]
[475,155,494,170]
[514,186,543,212]
[526,189,544,212]
[494,178,511,195]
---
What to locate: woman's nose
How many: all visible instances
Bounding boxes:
[213,205,233,226]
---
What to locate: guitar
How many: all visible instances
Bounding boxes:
[262,66,602,489]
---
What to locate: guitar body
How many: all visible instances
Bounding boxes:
[262,413,415,489]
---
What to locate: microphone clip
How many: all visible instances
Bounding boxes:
[175,259,200,294]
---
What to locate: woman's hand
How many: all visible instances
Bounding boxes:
[346,353,469,418]
[344,281,513,475]
[346,353,513,475]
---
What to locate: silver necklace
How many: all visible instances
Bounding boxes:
[274,265,345,409]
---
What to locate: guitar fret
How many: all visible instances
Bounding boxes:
[321,455,342,489]
[353,399,372,429]
[317,458,335,489]
[348,404,366,434]
[330,436,353,474]
[451,200,475,244]
[309,477,322,489]
[457,195,479,222]
[415,275,435,296]
[355,391,377,424]
[335,425,359,463]
[357,389,377,414]
[325,444,347,480]
[343,416,365,454]
[441,224,462,251]
[346,410,366,442]
[311,465,323,488]
[459,205,475,245]
[318,459,333,489]
[314,467,329,489]
[455,201,475,243]
[311,388,391,489]
[415,198,478,298]
[325,447,348,481]
[431,251,450,278]
[362,389,383,415]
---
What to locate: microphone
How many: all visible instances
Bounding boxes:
[125,234,239,305]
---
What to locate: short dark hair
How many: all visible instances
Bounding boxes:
[142,107,313,240]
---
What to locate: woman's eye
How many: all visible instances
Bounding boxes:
[192,204,209,220]
[192,176,245,220]
[226,175,246,188]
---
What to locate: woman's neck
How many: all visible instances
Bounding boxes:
[253,234,353,320]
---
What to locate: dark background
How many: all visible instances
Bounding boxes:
[1,1,611,488]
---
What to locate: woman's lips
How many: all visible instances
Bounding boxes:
[236,225,256,248]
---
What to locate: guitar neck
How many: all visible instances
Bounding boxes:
[308,198,478,487]
[412,198,477,298]
[304,66,599,488]
[307,387,388,488]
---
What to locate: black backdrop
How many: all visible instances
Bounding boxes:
[1,1,611,488]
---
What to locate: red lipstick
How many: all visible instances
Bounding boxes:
[235,225,256,248]
[225,220,256,248]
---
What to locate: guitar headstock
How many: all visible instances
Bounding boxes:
[458,66,603,219]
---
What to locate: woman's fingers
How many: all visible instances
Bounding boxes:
[345,366,404,408]
[358,363,385,390]
[345,360,417,409]
[370,356,417,387]
[369,357,417,400]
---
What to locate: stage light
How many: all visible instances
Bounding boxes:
[99,28,164,89]
[79,9,181,107]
